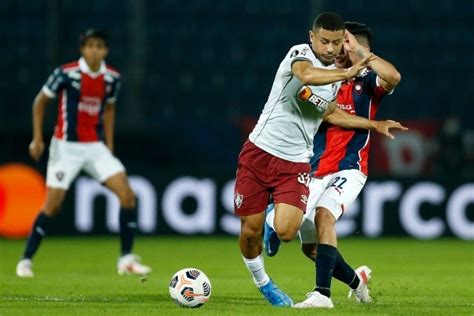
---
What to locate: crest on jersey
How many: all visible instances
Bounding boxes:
[234,193,244,209]
[56,171,65,181]
[354,82,364,95]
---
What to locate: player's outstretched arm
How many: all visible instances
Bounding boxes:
[344,31,401,91]
[292,54,375,86]
[29,91,51,161]
[324,107,408,139]
[371,119,408,139]
[103,103,116,153]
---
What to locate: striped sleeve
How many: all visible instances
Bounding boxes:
[105,76,121,104]
[42,67,65,98]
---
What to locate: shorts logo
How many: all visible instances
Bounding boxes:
[300,195,308,205]
[297,173,310,187]
[56,171,65,181]
[234,193,244,209]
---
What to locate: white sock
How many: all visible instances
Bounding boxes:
[265,207,275,230]
[242,254,270,287]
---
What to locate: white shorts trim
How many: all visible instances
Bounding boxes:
[299,169,367,244]
[46,137,125,190]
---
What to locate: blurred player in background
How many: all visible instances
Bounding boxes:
[264,21,403,308]
[16,29,151,278]
[234,13,405,307]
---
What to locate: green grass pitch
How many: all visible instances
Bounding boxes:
[1,237,473,315]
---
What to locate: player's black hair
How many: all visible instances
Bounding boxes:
[312,12,344,31]
[79,29,108,47]
[345,21,373,47]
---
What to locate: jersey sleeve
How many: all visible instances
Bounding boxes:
[42,67,66,98]
[365,70,391,102]
[288,45,313,67]
[105,76,121,104]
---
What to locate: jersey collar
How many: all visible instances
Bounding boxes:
[79,57,106,78]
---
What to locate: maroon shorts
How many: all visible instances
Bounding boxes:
[234,140,311,216]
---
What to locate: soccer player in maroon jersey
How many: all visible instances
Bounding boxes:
[265,22,402,308]
[235,12,406,307]
[16,29,151,277]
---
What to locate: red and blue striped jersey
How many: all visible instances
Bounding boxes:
[42,57,121,142]
[311,69,390,176]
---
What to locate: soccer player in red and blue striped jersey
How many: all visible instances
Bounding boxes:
[265,22,404,307]
[16,29,151,278]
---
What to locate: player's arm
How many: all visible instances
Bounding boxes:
[29,91,51,161]
[103,102,116,153]
[345,31,401,91]
[324,106,408,139]
[292,54,375,86]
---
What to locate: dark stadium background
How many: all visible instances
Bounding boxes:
[0,0,472,239]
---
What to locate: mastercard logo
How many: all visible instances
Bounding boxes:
[0,163,46,238]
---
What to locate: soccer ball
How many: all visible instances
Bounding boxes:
[169,268,212,308]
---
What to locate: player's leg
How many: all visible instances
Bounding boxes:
[271,165,311,243]
[263,203,281,256]
[239,210,293,307]
[104,171,150,275]
[273,203,304,241]
[300,242,369,294]
[234,142,293,306]
[17,188,67,277]
[17,138,81,278]
[84,142,150,275]
[295,170,370,307]
[264,176,322,257]
[103,171,137,254]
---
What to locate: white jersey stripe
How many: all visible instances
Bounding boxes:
[61,90,68,140]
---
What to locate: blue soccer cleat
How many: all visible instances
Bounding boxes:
[263,204,281,257]
[259,279,293,307]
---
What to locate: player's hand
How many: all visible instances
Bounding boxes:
[343,30,361,54]
[346,53,376,79]
[29,140,45,161]
[373,120,409,139]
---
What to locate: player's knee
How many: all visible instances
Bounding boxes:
[275,219,299,242]
[276,227,298,242]
[118,188,136,208]
[241,221,262,244]
[316,208,336,228]
[43,202,63,217]
[241,228,262,248]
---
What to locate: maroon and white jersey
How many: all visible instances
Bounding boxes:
[249,44,341,163]
[42,57,121,142]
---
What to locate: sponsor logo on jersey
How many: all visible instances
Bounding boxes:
[297,86,329,111]
[78,96,102,115]
[234,193,243,209]
[337,103,356,114]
